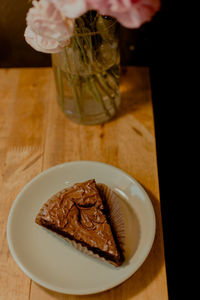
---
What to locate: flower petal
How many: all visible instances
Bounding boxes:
[24,26,66,53]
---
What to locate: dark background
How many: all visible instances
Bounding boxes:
[0,1,179,299]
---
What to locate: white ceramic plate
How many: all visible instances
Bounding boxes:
[7,161,156,295]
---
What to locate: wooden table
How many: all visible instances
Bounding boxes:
[0,67,168,300]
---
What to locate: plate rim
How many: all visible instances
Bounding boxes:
[7,160,156,295]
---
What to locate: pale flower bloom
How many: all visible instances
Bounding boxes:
[24,26,68,53]
[87,0,160,28]
[26,0,74,42]
[52,0,88,19]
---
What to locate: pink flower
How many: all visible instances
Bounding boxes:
[52,0,88,19]
[24,26,68,53]
[87,0,111,16]
[87,0,160,28]
[26,0,74,42]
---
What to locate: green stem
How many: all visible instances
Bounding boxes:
[74,17,94,70]
[63,47,83,121]
[63,48,71,78]
[107,69,119,87]
[102,72,118,93]
[74,36,88,64]
[86,77,111,118]
[56,66,65,111]
[96,74,117,112]
[71,85,83,119]
[73,19,113,118]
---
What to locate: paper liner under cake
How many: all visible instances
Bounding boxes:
[97,183,125,250]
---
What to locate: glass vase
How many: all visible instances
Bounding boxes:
[52,12,120,125]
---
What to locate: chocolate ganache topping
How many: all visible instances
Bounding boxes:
[35,179,123,264]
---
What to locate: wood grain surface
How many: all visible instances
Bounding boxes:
[0,67,168,300]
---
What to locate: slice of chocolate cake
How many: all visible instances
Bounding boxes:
[35,179,124,266]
